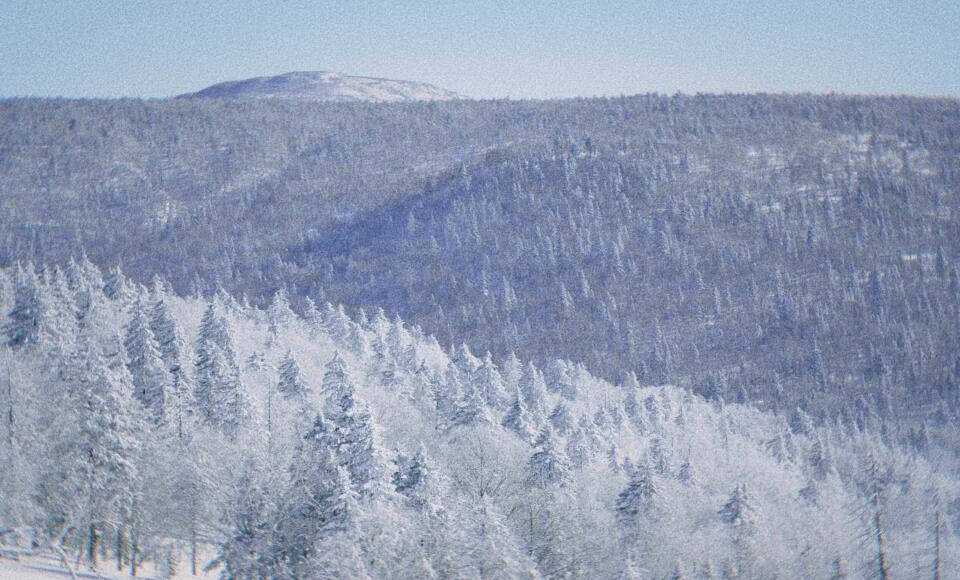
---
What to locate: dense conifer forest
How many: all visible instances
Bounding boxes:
[1,92,959,577]
[0,261,956,578]
[2,94,959,424]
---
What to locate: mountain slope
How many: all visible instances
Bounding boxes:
[2,93,959,437]
[0,262,956,577]
[178,71,462,102]
[288,128,960,425]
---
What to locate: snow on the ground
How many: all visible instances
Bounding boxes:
[0,552,218,580]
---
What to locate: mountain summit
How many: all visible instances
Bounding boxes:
[178,70,462,102]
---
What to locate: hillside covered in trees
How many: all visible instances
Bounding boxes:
[2,93,959,435]
[0,261,956,578]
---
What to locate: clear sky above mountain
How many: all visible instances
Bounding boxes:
[2,0,958,99]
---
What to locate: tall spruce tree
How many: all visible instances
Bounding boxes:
[103,265,133,302]
[548,401,573,435]
[616,465,658,525]
[322,353,382,492]
[527,426,572,489]
[719,483,760,576]
[519,360,549,418]
[124,299,171,421]
[278,350,310,401]
[5,262,47,349]
[473,352,507,409]
[194,302,246,433]
[46,328,142,570]
[267,288,295,337]
[149,287,192,436]
[502,384,537,442]
[278,413,359,576]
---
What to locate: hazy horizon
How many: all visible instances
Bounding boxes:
[3,0,959,100]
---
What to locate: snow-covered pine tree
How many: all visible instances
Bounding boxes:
[473,352,507,409]
[607,444,624,473]
[214,285,243,317]
[549,401,573,435]
[323,303,352,343]
[431,368,460,427]
[64,257,85,291]
[215,463,285,579]
[565,426,590,469]
[73,274,102,332]
[392,445,433,503]
[378,351,404,392]
[718,483,760,576]
[592,406,610,435]
[519,359,549,418]
[274,413,360,576]
[649,437,670,476]
[806,438,833,481]
[75,253,104,292]
[267,288,295,337]
[194,301,246,433]
[348,321,371,357]
[43,326,142,571]
[502,383,538,442]
[789,405,816,436]
[372,307,390,338]
[321,351,350,402]
[719,483,757,528]
[387,313,408,355]
[502,351,523,392]
[451,342,481,375]
[677,458,693,485]
[321,353,383,492]
[103,264,133,302]
[546,359,578,400]
[527,426,572,488]
[303,296,322,337]
[149,287,192,436]
[277,350,310,401]
[149,284,185,377]
[46,266,80,347]
[193,302,218,416]
[450,379,493,428]
[124,299,171,421]
[5,262,47,349]
[616,464,658,526]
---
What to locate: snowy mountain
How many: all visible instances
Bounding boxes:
[177,70,463,102]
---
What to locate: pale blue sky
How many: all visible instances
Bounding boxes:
[1,0,958,99]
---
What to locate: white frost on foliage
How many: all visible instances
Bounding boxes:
[0,264,957,578]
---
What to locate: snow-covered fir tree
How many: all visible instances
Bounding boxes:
[277,350,310,401]
[502,383,538,442]
[527,426,572,488]
[194,301,246,433]
[123,298,171,421]
[5,262,48,349]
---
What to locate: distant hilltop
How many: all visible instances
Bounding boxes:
[177,70,463,102]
